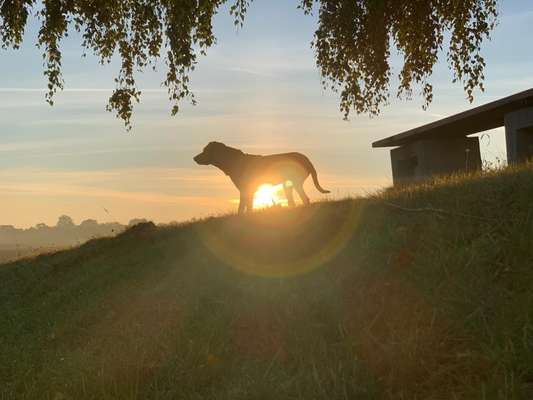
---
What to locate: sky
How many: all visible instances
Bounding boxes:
[1,0,533,228]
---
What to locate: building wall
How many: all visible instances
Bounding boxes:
[505,107,533,163]
[391,137,481,185]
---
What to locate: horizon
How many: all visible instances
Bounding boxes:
[2,0,533,229]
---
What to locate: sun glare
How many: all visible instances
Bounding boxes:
[253,184,284,209]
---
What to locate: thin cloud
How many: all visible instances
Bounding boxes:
[0,183,218,205]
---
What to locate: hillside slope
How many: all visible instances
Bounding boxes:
[2,165,533,399]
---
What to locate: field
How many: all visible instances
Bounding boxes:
[0,246,67,265]
[1,164,533,399]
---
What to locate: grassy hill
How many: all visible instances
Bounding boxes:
[2,165,533,399]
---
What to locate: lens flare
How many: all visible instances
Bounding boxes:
[196,200,363,278]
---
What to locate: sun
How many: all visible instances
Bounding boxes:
[253,184,284,209]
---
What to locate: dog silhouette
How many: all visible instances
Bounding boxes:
[194,142,330,214]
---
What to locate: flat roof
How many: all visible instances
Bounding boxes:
[372,88,533,148]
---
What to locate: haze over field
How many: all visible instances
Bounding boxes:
[1,0,533,228]
[0,216,142,263]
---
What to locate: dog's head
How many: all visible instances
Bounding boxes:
[193,141,226,165]
[194,142,242,166]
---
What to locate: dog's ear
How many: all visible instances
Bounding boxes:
[208,142,229,155]
[206,141,223,149]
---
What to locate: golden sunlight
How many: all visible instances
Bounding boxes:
[253,184,284,209]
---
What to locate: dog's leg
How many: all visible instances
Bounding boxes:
[238,192,246,215]
[284,184,296,207]
[294,184,310,206]
[245,194,254,213]
[238,192,254,214]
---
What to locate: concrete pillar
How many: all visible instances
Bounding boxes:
[504,107,533,164]
[390,137,481,185]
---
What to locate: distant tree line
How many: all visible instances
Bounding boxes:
[0,216,149,262]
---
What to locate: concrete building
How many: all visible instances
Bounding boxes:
[373,88,533,185]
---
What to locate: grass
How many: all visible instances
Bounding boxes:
[1,164,533,399]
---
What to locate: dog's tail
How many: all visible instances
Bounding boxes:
[311,168,331,194]
[303,156,330,194]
